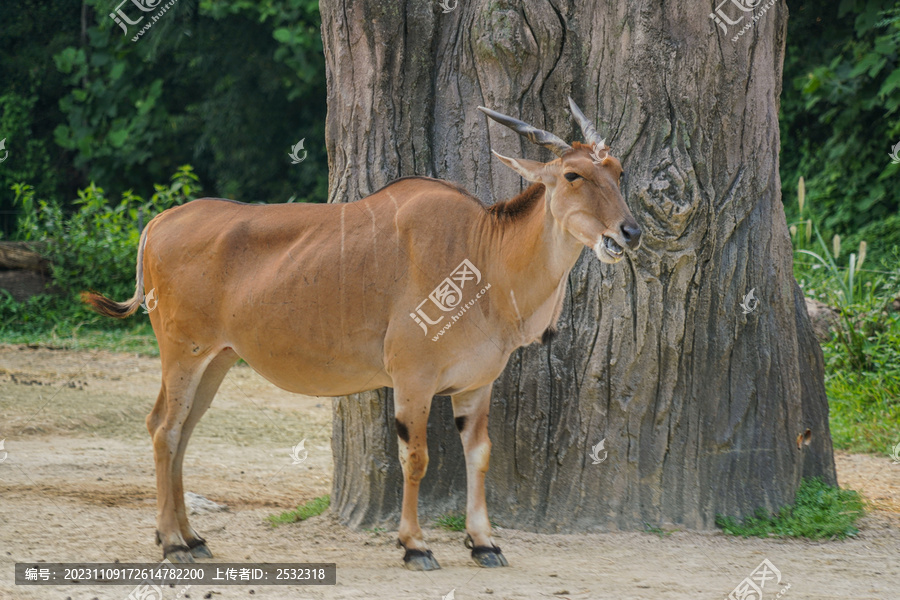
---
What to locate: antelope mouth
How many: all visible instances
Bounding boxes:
[593,235,624,264]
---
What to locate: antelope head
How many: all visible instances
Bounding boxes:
[479,98,641,264]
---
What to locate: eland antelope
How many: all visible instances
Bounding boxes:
[82,98,641,571]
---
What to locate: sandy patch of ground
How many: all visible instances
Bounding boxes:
[0,345,898,600]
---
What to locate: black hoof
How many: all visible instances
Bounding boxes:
[471,547,509,567]
[466,534,509,568]
[163,544,195,564]
[398,540,441,571]
[188,540,213,559]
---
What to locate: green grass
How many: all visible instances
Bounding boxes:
[716,477,865,540]
[268,495,330,526]
[434,513,467,532]
[643,523,677,537]
[0,319,159,356]
[0,291,160,355]
[825,370,900,454]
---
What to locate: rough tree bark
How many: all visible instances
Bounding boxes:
[322,0,836,531]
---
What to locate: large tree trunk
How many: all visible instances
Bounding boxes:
[323,0,836,531]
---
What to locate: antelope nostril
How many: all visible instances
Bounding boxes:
[621,223,642,247]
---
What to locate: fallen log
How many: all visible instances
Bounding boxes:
[0,241,49,272]
[0,270,55,302]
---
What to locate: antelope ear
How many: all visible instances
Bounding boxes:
[491,150,546,182]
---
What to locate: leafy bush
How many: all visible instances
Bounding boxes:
[845,213,900,265]
[0,92,62,216]
[50,0,327,205]
[1,166,200,332]
[716,477,865,540]
[782,1,900,260]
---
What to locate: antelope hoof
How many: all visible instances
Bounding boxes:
[466,535,509,568]
[164,544,195,564]
[188,541,213,559]
[402,548,441,571]
[471,547,509,568]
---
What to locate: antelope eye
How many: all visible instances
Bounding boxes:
[619,172,626,187]
[564,172,581,182]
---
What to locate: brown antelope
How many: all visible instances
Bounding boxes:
[83,98,641,571]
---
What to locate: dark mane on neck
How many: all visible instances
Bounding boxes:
[488,183,545,220]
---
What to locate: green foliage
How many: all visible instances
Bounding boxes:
[0,0,84,228]
[0,0,327,234]
[794,237,899,374]
[844,213,900,262]
[268,495,331,526]
[790,178,900,454]
[782,1,900,264]
[51,0,326,204]
[0,92,62,219]
[790,177,900,371]
[0,167,199,334]
[52,37,171,192]
[716,477,865,540]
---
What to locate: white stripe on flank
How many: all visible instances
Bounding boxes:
[510,290,522,323]
[386,190,401,237]
[364,202,379,269]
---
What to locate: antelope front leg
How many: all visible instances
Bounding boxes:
[451,385,508,568]
[393,388,440,571]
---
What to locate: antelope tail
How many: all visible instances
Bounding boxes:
[81,226,151,319]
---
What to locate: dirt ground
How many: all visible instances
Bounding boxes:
[0,345,898,600]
